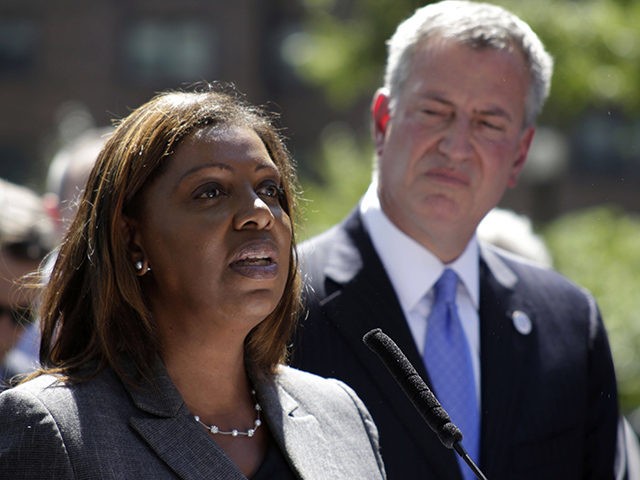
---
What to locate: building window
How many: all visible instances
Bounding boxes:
[0,143,31,184]
[0,19,38,77]
[570,109,640,177]
[122,19,217,84]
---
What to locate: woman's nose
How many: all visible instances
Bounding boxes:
[233,192,275,231]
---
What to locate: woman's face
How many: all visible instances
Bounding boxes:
[127,125,292,337]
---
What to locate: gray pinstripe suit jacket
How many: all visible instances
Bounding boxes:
[0,360,386,479]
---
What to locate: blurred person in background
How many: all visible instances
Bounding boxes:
[477,207,552,268]
[43,127,112,243]
[12,127,110,365]
[0,178,54,387]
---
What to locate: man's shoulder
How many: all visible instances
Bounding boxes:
[299,206,366,252]
[483,243,594,304]
[299,219,352,259]
[297,210,369,293]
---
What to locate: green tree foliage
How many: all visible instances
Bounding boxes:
[495,0,640,127]
[543,206,640,413]
[288,0,640,126]
[298,122,373,239]
[284,0,419,112]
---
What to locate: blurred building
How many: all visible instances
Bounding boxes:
[502,113,640,223]
[0,1,637,224]
[0,0,325,189]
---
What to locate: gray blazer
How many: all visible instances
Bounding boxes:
[0,361,386,479]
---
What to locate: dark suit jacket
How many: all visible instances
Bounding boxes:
[292,209,619,479]
[0,359,386,479]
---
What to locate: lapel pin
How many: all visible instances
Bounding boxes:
[511,310,532,335]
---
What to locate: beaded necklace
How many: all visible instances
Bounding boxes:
[194,389,262,438]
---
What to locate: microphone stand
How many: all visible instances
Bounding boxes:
[363,328,489,480]
[453,442,488,480]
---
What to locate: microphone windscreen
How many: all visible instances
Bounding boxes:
[363,328,463,449]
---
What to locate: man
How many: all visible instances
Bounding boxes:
[292,1,621,478]
[42,127,112,242]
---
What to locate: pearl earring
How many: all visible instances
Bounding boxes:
[135,260,143,271]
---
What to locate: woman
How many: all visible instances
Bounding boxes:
[0,88,386,479]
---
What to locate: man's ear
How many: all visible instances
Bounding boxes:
[371,88,391,157]
[507,126,535,188]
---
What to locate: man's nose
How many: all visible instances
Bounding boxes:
[437,116,473,162]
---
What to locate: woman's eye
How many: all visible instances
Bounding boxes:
[194,183,226,200]
[257,183,283,200]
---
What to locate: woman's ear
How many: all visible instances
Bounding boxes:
[120,215,148,274]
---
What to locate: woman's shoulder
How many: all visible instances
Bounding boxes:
[268,365,387,478]
[0,368,123,415]
[269,365,376,437]
[0,374,79,449]
[1,373,68,404]
[275,364,345,387]
[273,365,361,406]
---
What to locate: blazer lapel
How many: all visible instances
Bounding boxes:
[478,246,536,477]
[253,370,341,479]
[124,360,246,480]
[323,210,427,379]
[319,211,461,478]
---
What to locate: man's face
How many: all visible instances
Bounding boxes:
[373,38,535,262]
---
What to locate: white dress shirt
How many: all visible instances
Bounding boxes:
[360,182,481,401]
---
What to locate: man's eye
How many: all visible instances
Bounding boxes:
[480,120,503,131]
[423,109,446,116]
[421,109,452,125]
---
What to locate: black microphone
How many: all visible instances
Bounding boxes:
[363,328,488,480]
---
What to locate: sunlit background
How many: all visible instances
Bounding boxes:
[1,0,638,429]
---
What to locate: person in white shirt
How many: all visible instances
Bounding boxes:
[291,1,624,478]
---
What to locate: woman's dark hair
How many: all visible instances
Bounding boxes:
[37,86,301,383]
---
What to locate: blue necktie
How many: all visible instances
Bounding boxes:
[423,269,480,479]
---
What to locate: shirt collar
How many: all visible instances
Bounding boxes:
[360,182,480,312]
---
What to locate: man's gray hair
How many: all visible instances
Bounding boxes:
[384,0,553,127]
